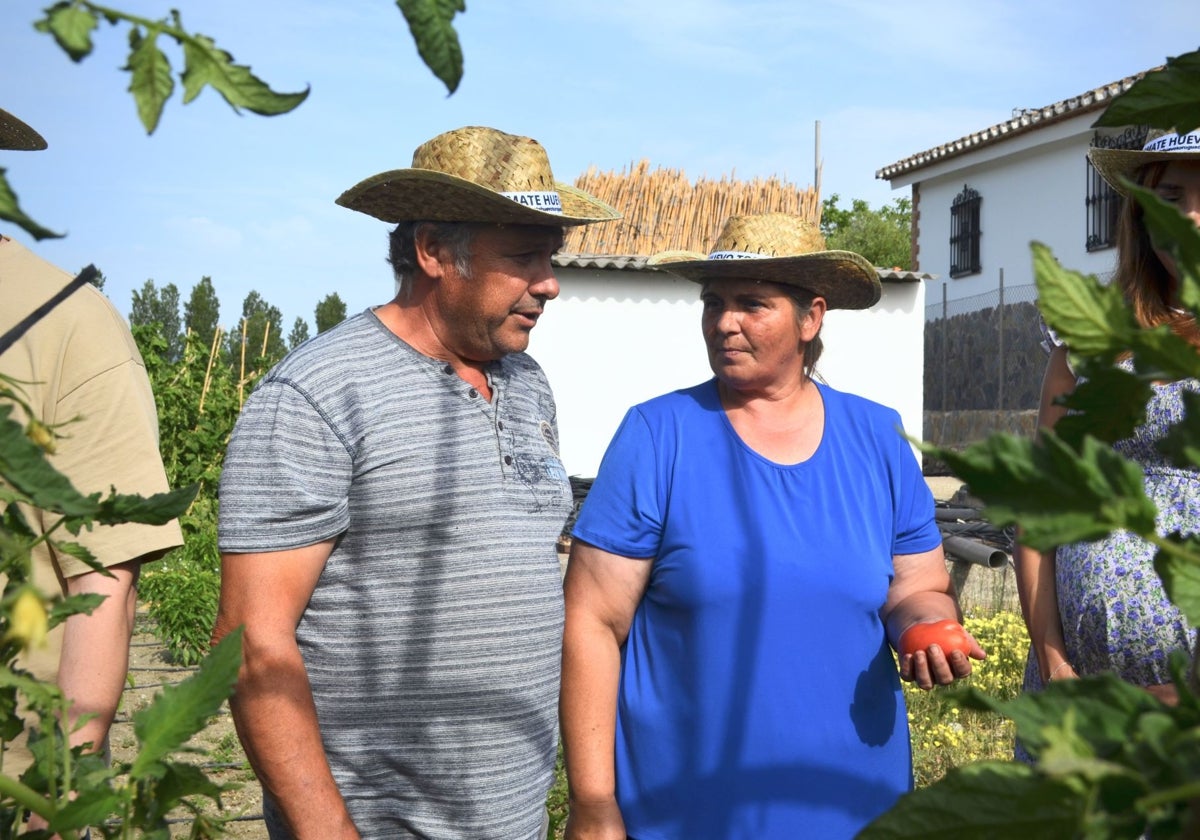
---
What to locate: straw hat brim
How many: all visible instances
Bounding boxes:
[0,108,47,151]
[336,168,621,226]
[1088,146,1200,195]
[656,250,882,310]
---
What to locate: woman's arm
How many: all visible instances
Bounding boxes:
[882,544,985,690]
[560,540,652,840]
[1014,344,1077,682]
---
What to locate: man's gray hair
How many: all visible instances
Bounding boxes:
[387,222,477,300]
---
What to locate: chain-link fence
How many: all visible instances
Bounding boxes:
[924,279,1046,412]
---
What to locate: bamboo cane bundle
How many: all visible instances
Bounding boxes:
[565,161,819,256]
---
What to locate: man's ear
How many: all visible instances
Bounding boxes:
[413,223,447,280]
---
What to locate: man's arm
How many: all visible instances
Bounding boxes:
[56,559,140,756]
[212,539,359,840]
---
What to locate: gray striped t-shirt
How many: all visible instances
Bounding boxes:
[218,310,572,839]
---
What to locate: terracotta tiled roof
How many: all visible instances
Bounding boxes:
[875,68,1158,181]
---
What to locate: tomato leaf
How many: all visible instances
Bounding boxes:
[922,431,1158,550]
[1154,537,1200,628]
[179,30,309,116]
[396,0,465,94]
[124,26,175,135]
[1033,242,1137,359]
[129,627,241,778]
[33,1,100,62]
[858,761,1085,839]
[1053,361,1151,448]
[0,169,64,241]
[1093,51,1200,135]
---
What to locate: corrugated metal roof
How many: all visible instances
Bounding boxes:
[555,253,934,283]
[553,253,650,271]
[875,69,1156,181]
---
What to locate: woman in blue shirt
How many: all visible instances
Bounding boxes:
[560,213,985,840]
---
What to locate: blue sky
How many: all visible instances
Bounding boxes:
[3,0,1198,333]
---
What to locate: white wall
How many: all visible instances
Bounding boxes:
[892,112,1120,308]
[529,267,927,478]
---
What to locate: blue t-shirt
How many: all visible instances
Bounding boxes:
[573,379,941,840]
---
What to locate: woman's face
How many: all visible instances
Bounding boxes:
[1150,160,1200,282]
[700,278,824,393]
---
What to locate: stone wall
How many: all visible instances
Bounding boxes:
[925,300,1046,411]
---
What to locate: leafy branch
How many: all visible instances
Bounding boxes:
[6,1,466,241]
[863,49,1200,839]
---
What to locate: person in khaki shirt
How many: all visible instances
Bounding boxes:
[0,106,183,789]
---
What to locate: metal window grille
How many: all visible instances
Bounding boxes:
[1085,127,1147,252]
[949,185,981,278]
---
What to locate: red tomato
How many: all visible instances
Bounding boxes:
[898,620,971,659]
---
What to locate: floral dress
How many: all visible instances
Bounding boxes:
[1022,360,1200,696]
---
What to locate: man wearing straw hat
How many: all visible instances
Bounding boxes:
[0,106,183,798]
[214,125,620,839]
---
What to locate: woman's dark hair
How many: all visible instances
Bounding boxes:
[1114,161,1200,347]
[782,286,823,379]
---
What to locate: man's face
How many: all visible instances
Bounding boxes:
[432,224,564,362]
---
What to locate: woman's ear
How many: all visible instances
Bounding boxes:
[800,297,827,342]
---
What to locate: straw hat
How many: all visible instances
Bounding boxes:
[650,213,881,310]
[1089,128,1200,195]
[0,107,47,151]
[336,125,621,226]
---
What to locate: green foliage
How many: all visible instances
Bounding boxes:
[0,356,240,836]
[133,326,240,505]
[867,49,1200,838]
[820,194,912,269]
[139,518,220,666]
[288,317,310,350]
[11,3,466,241]
[34,3,309,135]
[225,290,285,379]
[130,280,182,362]
[396,0,466,94]
[1095,50,1200,135]
[315,292,348,334]
[0,166,63,242]
[183,278,221,349]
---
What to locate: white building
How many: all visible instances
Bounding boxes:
[530,257,930,478]
[877,69,1153,313]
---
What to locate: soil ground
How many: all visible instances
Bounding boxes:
[113,615,267,839]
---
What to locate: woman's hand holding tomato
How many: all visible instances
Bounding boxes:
[896,619,986,690]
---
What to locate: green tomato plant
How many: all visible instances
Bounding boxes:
[861,50,1200,839]
[0,329,244,836]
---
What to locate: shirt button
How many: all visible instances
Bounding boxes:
[443,364,453,375]
[504,455,513,465]
[468,388,478,398]
[498,421,505,430]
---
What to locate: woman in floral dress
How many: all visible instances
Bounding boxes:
[1016,128,1200,709]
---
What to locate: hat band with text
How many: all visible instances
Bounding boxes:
[707,250,770,261]
[501,190,563,214]
[1143,131,1200,153]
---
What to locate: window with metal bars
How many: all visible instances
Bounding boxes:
[1086,127,1147,252]
[949,185,981,278]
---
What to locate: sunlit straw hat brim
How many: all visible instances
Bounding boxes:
[0,108,47,151]
[648,212,881,310]
[1089,128,1200,195]
[335,125,621,226]
[660,250,881,310]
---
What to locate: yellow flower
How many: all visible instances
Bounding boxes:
[7,588,49,650]
[25,418,56,454]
